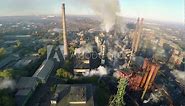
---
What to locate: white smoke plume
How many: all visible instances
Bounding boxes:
[0,79,16,90]
[83,66,108,77]
[171,70,185,81]
[74,43,93,55]
[85,0,120,32]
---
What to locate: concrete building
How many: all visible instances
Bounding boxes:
[16,77,38,90]
[74,53,91,74]
[15,77,39,106]
[15,89,33,106]
[50,84,94,106]
[33,59,55,83]
[14,56,38,69]
[0,55,20,69]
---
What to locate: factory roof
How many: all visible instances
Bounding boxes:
[74,55,90,69]
[74,61,90,69]
[51,84,70,100]
[16,89,32,96]
[0,55,19,69]
[16,77,38,90]
[15,89,32,106]
[14,56,38,68]
[33,59,54,81]
[69,86,86,104]
[52,84,94,106]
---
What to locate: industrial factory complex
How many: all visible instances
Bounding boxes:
[0,1,185,106]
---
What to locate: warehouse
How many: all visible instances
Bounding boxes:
[15,77,39,106]
[51,84,94,106]
[33,59,55,83]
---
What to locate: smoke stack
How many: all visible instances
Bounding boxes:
[140,18,144,25]
[62,3,68,57]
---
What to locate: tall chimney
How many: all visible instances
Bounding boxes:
[62,3,68,57]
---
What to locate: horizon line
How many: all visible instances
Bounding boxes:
[0,14,184,26]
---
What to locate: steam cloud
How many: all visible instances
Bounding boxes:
[171,70,185,81]
[83,66,108,77]
[74,43,93,54]
[85,0,120,32]
[0,79,16,90]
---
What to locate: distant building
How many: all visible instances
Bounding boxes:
[50,84,94,106]
[158,38,166,47]
[169,49,183,66]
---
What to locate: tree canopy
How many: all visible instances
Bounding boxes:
[14,40,21,48]
[0,69,13,78]
[0,48,6,58]
[0,89,15,106]
[38,47,46,56]
[56,68,72,79]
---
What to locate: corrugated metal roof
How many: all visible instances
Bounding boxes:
[33,60,54,81]
[16,77,38,90]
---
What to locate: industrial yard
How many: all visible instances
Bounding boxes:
[0,0,184,106]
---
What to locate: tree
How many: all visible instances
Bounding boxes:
[0,48,6,58]
[38,48,46,56]
[109,78,127,106]
[0,69,13,78]
[0,89,15,106]
[56,68,72,79]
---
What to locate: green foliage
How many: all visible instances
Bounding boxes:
[0,68,27,79]
[0,47,6,58]
[69,46,75,55]
[110,78,127,106]
[56,68,72,79]
[0,69,13,78]
[38,47,46,56]
[0,89,15,106]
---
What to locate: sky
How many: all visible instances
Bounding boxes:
[0,0,184,23]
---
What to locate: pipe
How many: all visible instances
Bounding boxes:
[148,64,160,89]
[140,62,150,87]
[141,64,156,99]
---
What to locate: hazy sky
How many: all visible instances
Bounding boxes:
[0,0,184,23]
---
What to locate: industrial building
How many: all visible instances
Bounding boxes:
[116,58,160,99]
[74,53,91,74]
[14,56,39,69]
[15,89,33,106]
[15,77,39,106]
[50,84,94,106]
[33,59,55,83]
[0,55,20,69]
